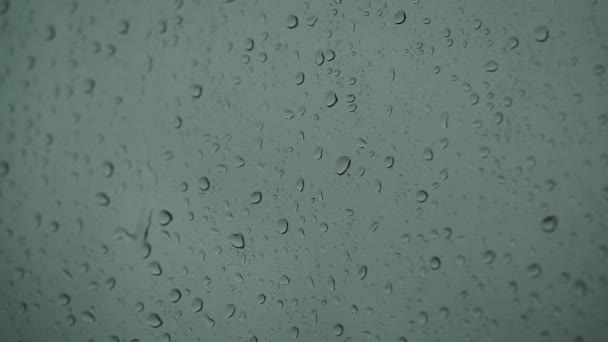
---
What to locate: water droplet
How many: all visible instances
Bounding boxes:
[295,72,305,85]
[101,161,114,177]
[335,156,351,175]
[228,233,245,248]
[416,190,428,203]
[65,314,76,327]
[146,313,163,328]
[526,263,543,278]
[430,256,441,270]
[482,250,496,264]
[541,215,558,233]
[314,147,323,160]
[192,297,203,312]
[358,265,368,280]
[169,288,182,303]
[277,218,289,234]
[394,10,406,24]
[484,60,498,72]
[199,176,210,191]
[534,25,549,42]
[574,279,587,296]
[204,314,215,327]
[296,178,304,192]
[148,261,162,276]
[384,156,394,168]
[158,210,173,226]
[250,191,262,204]
[507,36,519,49]
[82,310,96,323]
[224,304,236,318]
[244,38,254,51]
[96,192,110,206]
[57,293,71,305]
[286,15,298,29]
[325,49,336,61]
[325,91,338,107]
[288,327,299,338]
[423,148,434,161]
[333,324,344,336]
[191,84,203,98]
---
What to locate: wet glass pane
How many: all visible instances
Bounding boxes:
[0,0,606,341]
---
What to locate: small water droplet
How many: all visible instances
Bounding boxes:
[430,256,441,270]
[325,91,338,107]
[295,72,305,85]
[224,304,236,318]
[333,323,344,336]
[541,215,558,233]
[534,25,549,42]
[314,147,323,160]
[146,313,163,328]
[286,15,299,29]
[191,297,203,312]
[250,191,262,204]
[384,156,394,168]
[277,218,289,234]
[148,261,162,276]
[482,250,496,264]
[526,263,543,278]
[288,327,299,338]
[423,148,434,161]
[199,177,210,191]
[57,293,71,305]
[416,190,428,203]
[484,60,498,72]
[358,265,368,280]
[169,288,182,302]
[394,10,406,24]
[507,36,519,49]
[101,161,114,177]
[335,156,351,175]
[228,233,245,248]
[96,192,110,206]
[158,210,173,226]
[296,178,304,192]
[191,84,203,98]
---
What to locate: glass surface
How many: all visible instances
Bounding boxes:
[0,1,607,341]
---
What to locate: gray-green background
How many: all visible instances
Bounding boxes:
[0,0,607,341]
